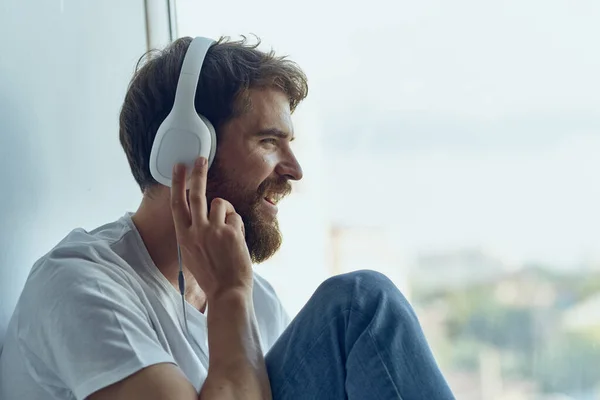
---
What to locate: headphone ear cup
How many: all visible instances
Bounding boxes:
[199,114,217,168]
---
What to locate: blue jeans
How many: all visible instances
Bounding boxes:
[265,270,456,399]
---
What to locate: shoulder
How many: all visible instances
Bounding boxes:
[18,245,147,335]
[14,224,158,366]
[17,217,148,334]
[11,257,172,400]
[27,215,139,292]
[5,216,175,400]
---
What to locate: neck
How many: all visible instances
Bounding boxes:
[131,188,181,282]
[131,188,207,312]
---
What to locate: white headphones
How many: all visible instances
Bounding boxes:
[149,36,218,187]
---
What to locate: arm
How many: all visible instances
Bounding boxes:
[172,156,271,399]
[200,289,271,399]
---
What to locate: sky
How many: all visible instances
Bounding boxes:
[177,0,600,268]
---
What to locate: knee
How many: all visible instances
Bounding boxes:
[321,269,396,292]
[314,269,409,311]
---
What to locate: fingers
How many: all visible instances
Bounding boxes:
[210,199,244,235]
[226,212,245,235]
[209,198,236,225]
[171,163,191,232]
[188,157,209,224]
[174,157,241,236]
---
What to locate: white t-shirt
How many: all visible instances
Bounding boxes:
[0,213,290,400]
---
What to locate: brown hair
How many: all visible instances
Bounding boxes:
[119,36,309,193]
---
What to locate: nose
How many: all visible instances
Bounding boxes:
[275,150,303,181]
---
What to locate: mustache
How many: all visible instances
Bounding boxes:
[256,177,292,200]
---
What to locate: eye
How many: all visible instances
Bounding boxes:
[261,138,277,146]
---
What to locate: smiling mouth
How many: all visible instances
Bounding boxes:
[263,192,284,206]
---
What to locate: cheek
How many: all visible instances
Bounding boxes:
[234,153,275,190]
[261,153,278,167]
[230,146,278,188]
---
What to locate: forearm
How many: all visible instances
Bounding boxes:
[199,289,271,400]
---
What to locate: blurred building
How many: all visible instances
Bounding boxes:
[562,293,600,339]
[411,247,511,291]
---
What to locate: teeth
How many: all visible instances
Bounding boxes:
[265,193,283,204]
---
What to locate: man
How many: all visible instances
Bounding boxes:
[0,36,455,399]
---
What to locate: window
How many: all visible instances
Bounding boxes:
[176,1,600,398]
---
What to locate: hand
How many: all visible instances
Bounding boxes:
[170,157,253,300]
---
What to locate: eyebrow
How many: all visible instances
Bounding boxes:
[254,128,295,141]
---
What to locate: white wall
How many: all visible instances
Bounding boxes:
[0,0,152,344]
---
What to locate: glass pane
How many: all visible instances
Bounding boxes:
[176,1,600,398]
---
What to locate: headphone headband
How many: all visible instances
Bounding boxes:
[173,37,216,112]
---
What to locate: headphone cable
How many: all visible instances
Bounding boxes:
[177,244,190,336]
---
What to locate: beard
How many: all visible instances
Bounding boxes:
[205,161,291,264]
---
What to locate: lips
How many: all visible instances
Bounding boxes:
[257,178,292,209]
[263,191,285,206]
